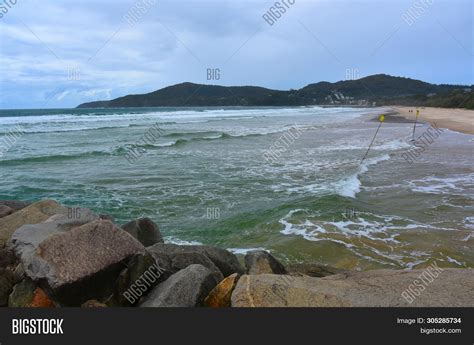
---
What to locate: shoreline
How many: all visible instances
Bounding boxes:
[387,106,474,135]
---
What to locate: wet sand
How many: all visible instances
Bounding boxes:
[390,106,474,135]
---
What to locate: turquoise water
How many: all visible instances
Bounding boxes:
[1,106,473,270]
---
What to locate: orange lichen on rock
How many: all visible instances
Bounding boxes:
[29,288,55,307]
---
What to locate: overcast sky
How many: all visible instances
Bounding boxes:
[0,0,472,108]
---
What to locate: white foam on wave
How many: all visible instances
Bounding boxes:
[373,139,411,151]
[277,210,400,265]
[317,139,411,152]
[461,232,473,241]
[220,128,281,138]
[409,174,474,196]
[164,236,203,246]
[334,153,391,198]
[278,208,463,244]
[227,247,269,255]
[276,209,441,267]
[0,106,375,136]
[279,209,328,241]
[279,210,402,241]
[333,174,361,198]
[202,134,224,139]
[461,217,474,241]
[270,151,392,199]
[17,124,135,134]
[442,254,465,266]
[156,141,177,147]
[464,216,474,229]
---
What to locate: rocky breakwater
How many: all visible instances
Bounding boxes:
[0,200,473,308]
[0,200,245,307]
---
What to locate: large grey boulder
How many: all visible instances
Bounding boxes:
[122,218,163,246]
[0,269,15,306]
[286,263,346,278]
[7,278,37,307]
[147,243,244,277]
[191,245,245,276]
[244,250,287,275]
[231,269,474,307]
[0,248,17,270]
[146,244,223,280]
[0,200,67,248]
[0,200,32,212]
[139,264,222,307]
[9,211,99,278]
[0,247,22,306]
[10,219,145,306]
[113,251,170,306]
[0,205,13,218]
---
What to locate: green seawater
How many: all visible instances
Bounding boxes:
[1,106,473,270]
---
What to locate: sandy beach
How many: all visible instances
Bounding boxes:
[391,106,474,135]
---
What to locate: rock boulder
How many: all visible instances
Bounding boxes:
[0,200,32,212]
[113,251,170,306]
[139,264,221,307]
[0,200,67,248]
[147,243,244,277]
[10,211,99,278]
[11,219,145,306]
[231,269,474,307]
[8,278,37,307]
[244,250,287,275]
[81,300,107,308]
[122,218,163,246]
[204,273,240,308]
[0,248,17,270]
[146,244,223,280]
[0,269,15,306]
[0,205,13,218]
[29,288,55,307]
[286,263,346,277]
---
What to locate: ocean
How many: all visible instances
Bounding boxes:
[0,106,472,270]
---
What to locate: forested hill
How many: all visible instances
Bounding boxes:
[77,74,473,109]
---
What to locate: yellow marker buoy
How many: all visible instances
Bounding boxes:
[361,115,385,163]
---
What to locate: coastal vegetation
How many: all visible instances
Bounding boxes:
[77,74,473,109]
